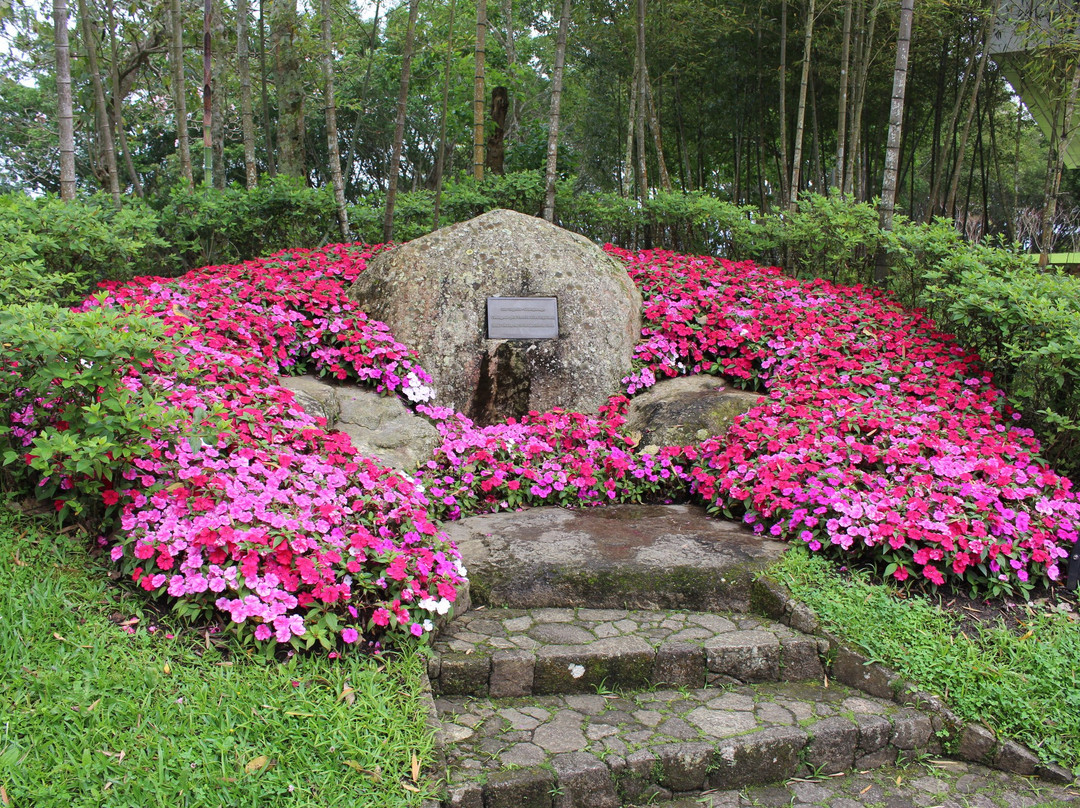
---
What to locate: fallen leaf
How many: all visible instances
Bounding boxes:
[163,663,171,675]
[338,686,355,705]
[245,755,269,773]
[1,784,9,806]
[284,711,315,717]
[411,752,420,782]
[1019,629,1033,641]
[401,782,420,793]
[12,554,25,567]
[118,750,125,763]
[896,775,903,785]
[88,698,101,712]
[343,760,381,782]
[860,785,872,795]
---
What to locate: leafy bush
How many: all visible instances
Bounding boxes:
[0,302,193,524]
[0,193,163,304]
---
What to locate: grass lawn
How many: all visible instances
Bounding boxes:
[0,498,438,808]
[771,548,1080,778]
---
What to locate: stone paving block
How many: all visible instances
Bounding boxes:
[890,709,933,750]
[489,649,534,697]
[656,741,714,791]
[446,782,484,808]
[707,726,808,789]
[957,723,995,763]
[778,634,824,681]
[855,747,898,769]
[653,641,705,688]
[830,646,897,700]
[616,748,659,804]
[551,751,618,808]
[533,636,654,694]
[439,653,491,696]
[481,769,554,808]
[855,713,893,754]
[994,739,1038,776]
[806,716,858,774]
[704,630,781,682]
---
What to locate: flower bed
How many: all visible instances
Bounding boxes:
[5,242,1077,654]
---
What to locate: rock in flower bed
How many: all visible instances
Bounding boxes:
[5,241,1079,654]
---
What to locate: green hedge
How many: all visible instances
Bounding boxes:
[2,180,1078,479]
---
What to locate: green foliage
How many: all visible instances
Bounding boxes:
[0,504,439,807]
[0,303,193,524]
[155,177,343,271]
[0,193,164,305]
[772,547,1080,776]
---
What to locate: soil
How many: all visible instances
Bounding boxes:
[903,580,1079,637]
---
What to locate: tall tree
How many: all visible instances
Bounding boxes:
[79,0,122,206]
[777,0,789,204]
[788,0,816,211]
[486,86,509,174]
[54,0,76,200]
[634,0,648,198]
[543,0,572,221]
[106,0,144,197]
[875,0,914,284]
[238,0,258,188]
[169,0,194,188]
[834,0,852,191]
[473,0,487,179]
[272,0,305,178]
[382,0,420,241]
[258,0,276,177]
[321,0,349,237]
[433,0,457,228]
[210,0,226,188]
[622,54,638,197]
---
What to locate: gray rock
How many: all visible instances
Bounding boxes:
[779,633,824,682]
[957,723,996,764]
[279,374,341,424]
[653,642,705,688]
[994,739,1038,776]
[439,653,491,696]
[532,715,588,754]
[830,646,898,700]
[533,636,654,694]
[551,751,618,808]
[334,386,440,471]
[890,709,933,750]
[707,726,808,789]
[625,375,762,447]
[855,714,893,754]
[481,769,555,808]
[806,717,858,774]
[446,782,484,808]
[704,630,781,682]
[347,209,642,425]
[489,649,534,697]
[445,504,786,612]
[655,742,715,791]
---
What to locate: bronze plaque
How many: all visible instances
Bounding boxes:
[486,297,559,339]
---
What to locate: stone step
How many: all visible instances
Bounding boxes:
[441,504,787,612]
[437,681,938,808]
[429,607,825,697]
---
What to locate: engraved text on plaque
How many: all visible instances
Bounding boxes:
[486,297,559,339]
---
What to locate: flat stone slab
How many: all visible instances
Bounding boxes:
[430,607,824,697]
[442,504,786,612]
[437,681,936,808]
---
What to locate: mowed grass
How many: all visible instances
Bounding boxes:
[771,547,1080,777]
[0,499,438,808]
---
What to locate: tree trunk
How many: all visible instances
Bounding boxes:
[382,0,420,242]
[79,0,122,206]
[211,0,226,189]
[106,0,143,197]
[945,3,998,219]
[486,86,509,174]
[845,0,877,199]
[238,0,257,188]
[54,0,76,200]
[542,0,572,221]
[635,0,648,199]
[788,0,815,212]
[1040,60,1080,267]
[778,0,789,204]
[875,0,914,285]
[473,0,487,179]
[322,0,349,238]
[344,0,380,195]
[258,0,276,177]
[170,0,194,188]
[927,28,979,219]
[622,54,638,197]
[272,0,305,179]
[834,0,852,192]
[201,0,212,187]
[672,70,692,190]
[433,0,457,228]
[644,68,672,191]
[502,0,519,138]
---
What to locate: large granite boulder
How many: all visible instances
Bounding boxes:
[624,375,763,450]
[279,375,440,472]
[347,209,642,424]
